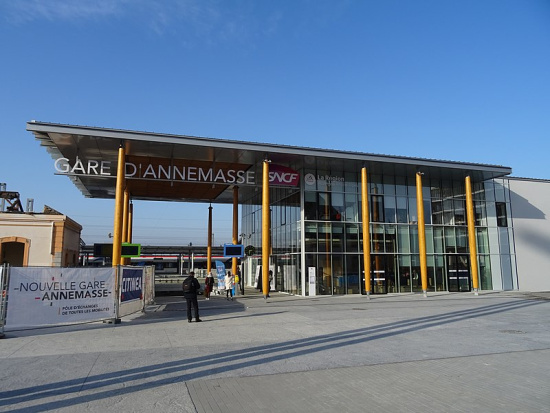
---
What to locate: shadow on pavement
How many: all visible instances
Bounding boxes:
[0,297,544,412]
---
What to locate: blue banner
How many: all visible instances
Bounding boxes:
[121,268,143,302]
[215,260,226,290]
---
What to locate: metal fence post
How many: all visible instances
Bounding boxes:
[0,264,9,339]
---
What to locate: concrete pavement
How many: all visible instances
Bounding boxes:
[1,290,549,412]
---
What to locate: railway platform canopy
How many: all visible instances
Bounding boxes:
[27,121,514,296]
[27,121,511,207]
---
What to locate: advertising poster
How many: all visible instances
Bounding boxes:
[215,260,226,290]
[120,268,143,302]
[6,267,115,329]
[308,267,316,296]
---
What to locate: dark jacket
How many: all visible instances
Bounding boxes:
[205,275,215,288]
[182,276,201,298]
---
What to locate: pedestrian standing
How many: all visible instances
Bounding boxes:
[204,271,214,300]
[225,270,234,300]
[182,271,202,323]
[267,270,273,298]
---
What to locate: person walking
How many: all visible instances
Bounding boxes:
[182,271,202,323]
[204,271,214,300]
[225,270,234,300]
[267,270,273,298]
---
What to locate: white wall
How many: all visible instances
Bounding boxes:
[508,178,550,292]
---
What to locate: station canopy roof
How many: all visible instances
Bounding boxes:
[27,121,512,205]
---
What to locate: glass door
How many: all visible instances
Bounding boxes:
[370,255,397,294]
[447,254,471,292]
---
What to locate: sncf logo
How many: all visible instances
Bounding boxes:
[269,165,300,186]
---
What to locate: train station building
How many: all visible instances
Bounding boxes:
[26,121,550,296]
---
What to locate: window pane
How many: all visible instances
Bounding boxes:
[479,255,492,290]
[409,197,417,223]
[423,200,432,224]
[372,224,384,253]
[454,199,466,225]
[305,223,317,252]
[432,200,443,224]
[319,193,330,220]
[409,226,419,254]
[445,227,456,253]
[383,174,395,195]
[345,172,358,192]
[496,202,508,227]
[318,223,331,253]
[370,175,382,194]
[456,227,468,253]
[425,227,434,254]
[398,226,410,253]
[434,226,444,253]
[384,196,396,223]
[443,199,454,225]
[475,201,487,226]
[345,224,359,252]
[396,197,408,223]
[332,223,344,252]
[395,176,407,196]
[399,255,411,292]
[305,192,317,220]
[346,255,360,294]
[476,228,489,254]
[385,225,396,253]
[332,192,344,221]
[318,254,332,295]
[345,193,358,222]
[371,195,384,222]
[435,255,446,291]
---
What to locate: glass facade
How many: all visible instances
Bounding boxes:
[241,167,515,296]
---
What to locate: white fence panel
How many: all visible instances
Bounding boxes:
[6,267,116,330]
[143,265,155,305]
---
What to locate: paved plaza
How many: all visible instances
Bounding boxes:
[1,290,549,412]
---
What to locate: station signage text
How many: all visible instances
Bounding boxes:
[54,157,300,187]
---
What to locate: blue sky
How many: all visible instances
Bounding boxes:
[1,0,549,246]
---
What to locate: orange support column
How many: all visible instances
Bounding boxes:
[232,187,239,277]
[416,172,428,297]
[122,188,130,265]
[262,160,270,299]
[127,201,133,244]
[112,143,125,267]
[361,167,371,298]
[465,176,480,295]
[207,204,213,275]
[122,188,129,243]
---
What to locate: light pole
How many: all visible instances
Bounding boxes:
[188,242,193,273]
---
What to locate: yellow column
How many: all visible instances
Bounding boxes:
[232,187,239,276]
[416,172,428,296]
[361,167,371,298]
[127,201,133,243]
[122,189,129,243]
[112,144,125,267]
[207,204,213,274]
[122,188,130,265]
[262,160,270,298]
[465,176,480,295]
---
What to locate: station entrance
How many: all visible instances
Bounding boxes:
[26,121,511,298]
[447,255,471,292]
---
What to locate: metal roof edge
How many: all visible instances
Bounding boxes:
[27,120,512,174]
[506,176,550,183]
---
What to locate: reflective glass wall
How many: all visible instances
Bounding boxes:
[241,167,513,295]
